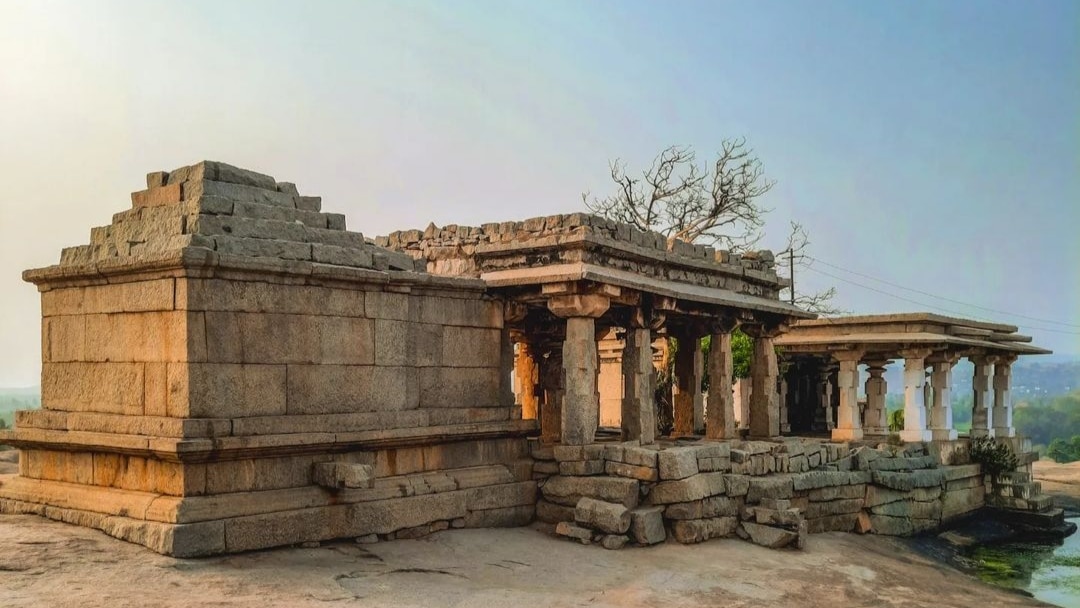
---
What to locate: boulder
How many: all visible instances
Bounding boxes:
[555,521,593,542]
[600,534,629,550]
[629,506,666,545]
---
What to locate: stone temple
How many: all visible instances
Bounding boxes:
[0,161,1062,556]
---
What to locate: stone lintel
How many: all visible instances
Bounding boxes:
[898,347,934,361]
[547,294,611,319]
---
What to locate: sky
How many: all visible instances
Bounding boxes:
[0,0,1077,387]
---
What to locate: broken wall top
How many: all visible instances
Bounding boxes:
[378,213,790,299]
[25,161,425,286]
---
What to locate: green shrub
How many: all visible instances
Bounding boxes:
[970,436,1019,478]
[887,409,904,433]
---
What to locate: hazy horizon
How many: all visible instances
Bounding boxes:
[1,0,1077,387]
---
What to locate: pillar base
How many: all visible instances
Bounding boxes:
[931,429,958,441]
[780,424,791,434]
[863,426,888,436]
[831,428,863,441]
[993,427,1016,438]
[969,428,994,439]
[899,429,932,443]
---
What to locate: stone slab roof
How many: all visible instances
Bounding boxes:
[776,313,1051,356]
[482,262,813,318]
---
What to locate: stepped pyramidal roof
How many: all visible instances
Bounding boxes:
[53,160,419,273]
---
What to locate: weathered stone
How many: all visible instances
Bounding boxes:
[312,462,374,490]
[555,521,592,542]
[629,506,666,545]
[807,484,864,502]
[604,461,658,482]
[754,507,803,527]
[574,497,631,534]
[540,476,639,509]
[742,521,799,548]
[792,470,851,491]
[649,473,725,504]
[805,513,859,533]
[865,485,909,508]
[600,534,629,550]
[559,460,605,476]
[553,444,606,462]
[747,476,794,503]
[868,514,915,536]
[671,517,737,543]
[657,447,699,480]
[805,499,864,518]
[536,499,575,524]
[724,474,750,497]
[664,496,741,520]
[463,505,534,528]
[872,471,914,491]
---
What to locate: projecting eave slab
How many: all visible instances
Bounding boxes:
[775,331,1052,355]
[481,262,815,319]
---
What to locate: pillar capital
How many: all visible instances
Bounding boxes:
[504,300,528,325]
[969,353,999,366]
[831,349,866,364]
[927,350,961,366]
[742,322,787,340]
[547,294,610,319]
[707,314,740,335]
[899,347,934,361]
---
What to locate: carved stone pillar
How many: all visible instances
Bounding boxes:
[929,353,959,441]
[779,375,790,434]
[672,329,705,437]
[832,351,865,441]
[745,324,782,439]
[621,326,655,444]
[514,339,540,420]
[993,355,1017,438]
[706,321,737,440]
[863,360,889,435]
[536,342,563,443]
[900,348,933,443]
[548,294,610,446]
[970,355,996,438]
[819,363,836,431]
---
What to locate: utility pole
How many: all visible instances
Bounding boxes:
[789,248,795,306]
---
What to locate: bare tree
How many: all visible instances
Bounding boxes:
[775,221,844,316]
[584,140,841,314]
[583,139,774,251]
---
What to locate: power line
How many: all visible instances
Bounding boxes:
[801,264,1080,336]
[805,255,1080,330]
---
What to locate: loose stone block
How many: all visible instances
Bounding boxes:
[671,517,737,544]
[747,476,794,503]
[540,476,640,509]
[650,472,726,504]
[574,497,631,534]
[463,505,534,528]
[629,506,666,545]
[805,513,859,533]
[742,521,799,549]
[657,447,699,480]
[555,521,593,542]
[600,534,629,550]
[808,485,864,502]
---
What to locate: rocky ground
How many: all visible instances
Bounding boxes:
[0,510,1043,608]
[0,451,1074,607]
[1032,460,1080,513]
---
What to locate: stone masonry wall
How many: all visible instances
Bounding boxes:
[0,161,538,556]
[530,438,986,550]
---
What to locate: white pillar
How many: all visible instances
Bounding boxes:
[832,351,865,441]
[900,349,933,442]
[929,355,958,441]
[864,360,889,435]
[993,355,1017,438]
[970,355,995,438]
